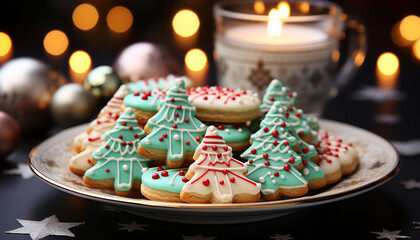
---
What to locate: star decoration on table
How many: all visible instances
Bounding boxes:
[370,229,411,240]
[392,140,420,157]
[118,221,148,232]
[3,163,34,179]
[400,179,420,190]
[102,204,121,212]
[182,234,218,240]
[270,233,294,240]
[351,85,406,103]
[413,221,420,229]
[5,215,84,240]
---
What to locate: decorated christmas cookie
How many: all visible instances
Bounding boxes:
[297,140,327,190]
[187,86,261,123]
[83,107,152,196]
[260,79,297,115]
[241,102,308,201]
[122,88,166,127]
[138,78,206,168]
[141,166,188,202]
[180,126,261,203]
[212,123,251,152]
[97,84,130,119]
[283,106,317,143]
[126,74,193,92]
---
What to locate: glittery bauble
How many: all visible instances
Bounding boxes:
[84,66,122,101]
[114,42,182,82]
[51,83,96,127]
[0,58,60,131]
[0,111,20,159]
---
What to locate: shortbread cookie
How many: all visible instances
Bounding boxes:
[138,78,206,168]
[187,86,261,123]
[212,123,251,152]
[297,140,326,190]
[180,126,261,203]
[97,84,130,119]
[284,106,317,143]
[126,74,193,92]
[83,108,152,196]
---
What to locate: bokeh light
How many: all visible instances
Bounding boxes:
[391,21,411,47]
[185,49,207,71]
[0,32,12,57]
[172,10,200,37]
[268,9,282,38]
[412,39,420,60]
[69,51,91,74]
[43,30,69,56]
[331,50,340,63]
[254,1,265,14]
[399,15,420,42]
[106,6,133,33]
[72,4,99,31]
[277,1,290,18]
[377,52,399,76]
[299,2,310,14]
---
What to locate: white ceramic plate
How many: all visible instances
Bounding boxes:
[29,119,400,224]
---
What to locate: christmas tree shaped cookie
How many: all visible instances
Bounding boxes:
[97,84,130,119]
[180,126,261,203]
[241,102,308,201]
[138,78,206,168]
[83,107,152,196]
[297,139,327,190]
[282,106,318,143]
[260,79,297,115]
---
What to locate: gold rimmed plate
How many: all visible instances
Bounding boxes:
[29,119,400,224]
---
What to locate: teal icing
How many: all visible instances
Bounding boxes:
[85,107,152,192]
[210,123,251,143]
[141,167,188,193]
[297,140,325,181]
[140,78,206,162]
[126,75,192,92]
[285,107,313,137]
[260,79,297,116]
[123,90,164,112]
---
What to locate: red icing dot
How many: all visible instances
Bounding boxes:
[232,97,236,100]
[163,133,168,138]
[296,112,301,117]
[222,169,228,175]
[303,160,308,165]
[217,152,222,158]
[185,119,190,123]
[288,92,293,97]
[334,154,339,158]
[251,149,257,154]
[263,153,269,159]
[170,98,175,102]
[224,146,228,151]
[179,170,185,176]
[281,122,286,127]
[230,177,235,183]
[152,173,159,179]
[119,135,123,139]
[106,168,110,172]
[182,177,189,182]
[337,139,343,143]
[220,180,224,185]
[264,161,270,166]
[175,112,179,117]
[196,136,201,141]
[186,141,190,145]
[203,96,208,100]
[129,126,133,130]
[302,147,308,153]
[172,124,177,128]
[122,141,127,146]
[159,137,164,142]
[284,164,290,171]
[249,159,254,164]
[157,167,164,171]
[96,120,101,124]
[272,130,279,137]
[134,92,140,96]
[105,145,110,149]
[216,96,221,99]
[202,145,207,150]
[263,127,269,132]
[177,105,182,110]
[134,133,138,138]
[274,171,279,177]
[212,145,218,151]
[284,141,289,146]
[348,143,353,147]
[285,112,289,117]
[161,171,168,177]
[273,141,278,146]
[288,107,293,111]
[203,179,210,186]
[141,95,148,100]
[217,125,224,130]
[87,159,91,164]
[269,96,274,101]
[289,157,295,163]
[299,131,304,136]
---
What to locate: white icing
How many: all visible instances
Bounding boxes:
[123,164,129,171]
[144,139,150,145]
[174,134,180,140]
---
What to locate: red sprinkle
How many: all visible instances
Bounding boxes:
[134,133,138,138]
[141,95,148,100]
[196,136,201,141]
[182,177,189,182]
[219,180,224,185]
[265,161,270,166]
[230,177,235,183]
[179,170,185,176]
[269,96,274,101]
[129,126,133,130]
[217,152,222,158]
[163,133,168,138]
[106,168,110,173]
[284,141,289,146]
[105,145,110,149]
[224,146,228,151]
[274,171,279,177]
[203,179,210,186]
[152,173,159,179]
[161,171,168,177]
[122,141,126,146]
[87,159,91,164]
[186,141,190,145]
[299,131,304,136]
[170,98,175,102]
[222,169,228,175]
[263,127,268,132]
[203,96,208,100]
[288,92,293,97]
[185,119,189,123]
[251,149,257,154]
[172,124,177,128]
[157,167,164,171]
[284,164,290,171]
[217,125,224,130]
[159,137,164,142]
[263,153,269,159]
[272,130,279,137]
[302,147,308,153]
[177,105,182,110]
[119,135,123,139]
[281,122,286,127]
[134,92,140,96]
[285,112,289,118]
[296,112,301,117]
[289,157,295,163]
[202,145,207,150]
[212,145,218,151]
[273,141,278,146]
[249,159,254,164]
[175,112,179,117]
[303,160,308,165]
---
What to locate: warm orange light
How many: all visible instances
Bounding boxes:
[354,51,365,67]
[185,49,207,72]
[72,4,99,31]
[299,2,310,14]
[69,51,91,74]
[377,53,399,76]
[254,1,265,14]
[268,9,282,38]
[413,39,420,60]
[107,6,133,33]
[400,15,420,42]
[43,30,69,56]
[0,32,12,57]
[277,2,290,18]
[331,50,340,63]
[172,10,200,37]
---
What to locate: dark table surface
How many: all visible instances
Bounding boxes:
[1,0,420,239]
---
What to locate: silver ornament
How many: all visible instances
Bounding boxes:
[51,83,96,127]
[0,58,59,131]
[114,42,182,82]
[84,65,122,100]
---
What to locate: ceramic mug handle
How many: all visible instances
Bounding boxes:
[332,16,367,95]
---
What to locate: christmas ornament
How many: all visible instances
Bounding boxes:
[5,215,84,240]
[400,179,420,190]
[0,58,60,131]
[118,221,148,232]
[4,163,34,179]
[370,229,410,240]
[84,65,122,103]
[0,111,20,159]
[51,83,96,127]
[114,42,182,82]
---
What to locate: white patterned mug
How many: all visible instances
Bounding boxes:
[214,0,366,115]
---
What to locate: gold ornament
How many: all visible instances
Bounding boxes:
[84,66,122,102]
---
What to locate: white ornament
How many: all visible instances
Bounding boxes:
[118,221,148,232]
[174,134,180,140]
[5,215,84,240]
[3,163,34,180]
[122,164,129,171]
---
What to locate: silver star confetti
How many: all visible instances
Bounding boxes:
[118,221,148,232]
[4,163,34,179]
[182,234,218,240]
[400,179,420,190]
[5,215,84,240]
[370,229,410,240]
[413,221,420,229]
[270,233,294,240]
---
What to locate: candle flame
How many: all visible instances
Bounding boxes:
[277,1,290,18]
[268,9,282,38]
[377,52,399,76]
